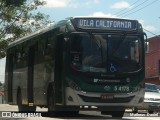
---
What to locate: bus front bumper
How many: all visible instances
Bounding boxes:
[65,87,144,108]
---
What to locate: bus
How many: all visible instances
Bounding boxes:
[4,17,147,117]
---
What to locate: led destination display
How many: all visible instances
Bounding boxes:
[72,18,138,31]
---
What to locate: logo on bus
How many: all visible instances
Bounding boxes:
[110,63,117,72]
[104,85,111,91]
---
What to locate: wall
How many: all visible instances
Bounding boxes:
[145,36,160,85]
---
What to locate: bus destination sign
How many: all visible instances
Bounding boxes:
[72,18,137,31]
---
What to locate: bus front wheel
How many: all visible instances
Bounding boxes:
[17,90,36,112]
[48,89,56,112]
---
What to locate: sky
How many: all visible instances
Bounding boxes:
[0,0,160,83]
[0,58,5,83]
[38,0,160,37]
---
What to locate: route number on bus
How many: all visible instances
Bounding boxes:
[114,86,130,92]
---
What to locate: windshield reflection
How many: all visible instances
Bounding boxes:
[70,33,142,74]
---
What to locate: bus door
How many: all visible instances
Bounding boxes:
[54,34,65,105]
[27,45,35,106]
[7,53,13,103]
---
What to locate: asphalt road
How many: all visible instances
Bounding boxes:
[0,104,160,120]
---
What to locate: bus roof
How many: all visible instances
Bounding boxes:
[8,23,55,48]
[8,16,141,48]
[8,19,69,48]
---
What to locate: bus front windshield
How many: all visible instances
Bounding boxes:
[70,33,142,74]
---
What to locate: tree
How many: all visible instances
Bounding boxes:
[4,0,26,6]
[0,0,51,58]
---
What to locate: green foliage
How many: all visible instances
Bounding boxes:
[0,40,8,58]
[0,0,51,58]
[3,0,26,6]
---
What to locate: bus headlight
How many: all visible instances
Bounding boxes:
[68,80,82,91]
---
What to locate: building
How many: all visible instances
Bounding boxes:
[145,35,160,85]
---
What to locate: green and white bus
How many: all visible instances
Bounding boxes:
[4,17,147,117]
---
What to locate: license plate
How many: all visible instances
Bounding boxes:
[101,94,114,99]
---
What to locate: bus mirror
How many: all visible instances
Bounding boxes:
[145,41,149,53]
[143,32,149,53]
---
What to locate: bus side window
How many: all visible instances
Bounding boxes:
[34,41,39,65]
[45,32,56,57]
[44,32,55,72]
[37,37,45,64]
[14,46,21,69]
[15,43,28,69]
[22,43,29,67]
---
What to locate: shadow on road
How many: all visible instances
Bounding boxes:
[41,111,133,120]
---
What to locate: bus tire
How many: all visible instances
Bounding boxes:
[111,111,125,118]
[101,111,112,115]
[48,88,56,112]
[132,107,138,113]
[148,110,154,114]
[17,90,36,112]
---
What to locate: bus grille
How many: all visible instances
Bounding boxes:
[78,95,135,103]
